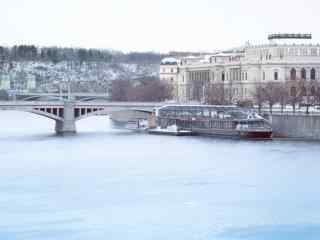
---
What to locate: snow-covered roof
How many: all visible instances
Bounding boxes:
[185,56,198,59]
[212,52,241,57]
[161,57,178,64]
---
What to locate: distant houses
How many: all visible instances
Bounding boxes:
[0,72,36,91]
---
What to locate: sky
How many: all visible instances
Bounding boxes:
[1,0,320,53]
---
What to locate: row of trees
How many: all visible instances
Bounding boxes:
[111,78,172,102]
[203,80,320,114]
[0,45,164,64]
[254,80,320,114]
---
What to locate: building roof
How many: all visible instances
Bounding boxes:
[161,57,178,65]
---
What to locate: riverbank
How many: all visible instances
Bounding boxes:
[270,114,320,140]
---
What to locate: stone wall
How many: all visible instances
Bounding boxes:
[271,114,320,139]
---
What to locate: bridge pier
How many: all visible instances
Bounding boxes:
[55,101,76,134]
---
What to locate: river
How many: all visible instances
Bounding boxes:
[0,111,319,240]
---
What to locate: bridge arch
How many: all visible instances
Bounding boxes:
[74,107,154,122]
[0,107,64,122]
[74,107,129,122]
[29,109,64,122]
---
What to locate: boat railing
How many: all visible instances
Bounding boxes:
[237,124,271,130]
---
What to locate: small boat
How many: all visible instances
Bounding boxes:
[148,124,195,136]
[125,119,148,131]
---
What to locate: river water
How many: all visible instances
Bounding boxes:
[0,111,320,240]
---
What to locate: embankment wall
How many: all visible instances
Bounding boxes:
[271,114,320,140]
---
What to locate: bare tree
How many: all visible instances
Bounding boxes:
[226,79,237,104]
[253,84,266,114]
[204,83,225,105]
[277,83,289,113]
[314,84,320,108]
[286,80,301,113]
[298,80,320,114]
[263,82,281,114]
[130,80,172,102]
[111,79,131,101]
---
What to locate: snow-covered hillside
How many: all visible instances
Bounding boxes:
[1,61,159,93]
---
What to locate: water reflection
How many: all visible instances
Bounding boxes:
[0,112,319,240]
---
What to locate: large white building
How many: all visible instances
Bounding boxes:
[160,34,320,103]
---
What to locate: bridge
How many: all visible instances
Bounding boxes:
[0,101,163,134]
[10,92,111,101]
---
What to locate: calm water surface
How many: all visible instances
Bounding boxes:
[0,111,320,240]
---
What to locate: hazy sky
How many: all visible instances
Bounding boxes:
[1,0,320,52]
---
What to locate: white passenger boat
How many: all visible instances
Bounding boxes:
[148,124,195,136]
[125,119,148,131]
[155,105,272,139]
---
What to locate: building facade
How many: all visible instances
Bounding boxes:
[160,34,320,103]
[160,57,179,98]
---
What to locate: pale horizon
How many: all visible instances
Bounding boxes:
[1,0,320,53]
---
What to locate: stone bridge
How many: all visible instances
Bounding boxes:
[12,92,111,101]
[0,101,163,134]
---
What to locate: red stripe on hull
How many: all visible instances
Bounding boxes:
[240,131,272,139]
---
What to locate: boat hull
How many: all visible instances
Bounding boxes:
[148,129,195,136]
[185,128,272,139]
[239,130,273,139]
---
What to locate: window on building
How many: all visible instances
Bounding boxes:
[171,68,174,73]
[301,86,307,96]
[222,72,225,81]
[301,68,306,80]
[245,72,248,80]
[311,48,318,56]
[263,72,266,80]
[274,71,278,80]
[290,68,296,80]
[311,68,316,80]
[311,86,316,96]
[288,48,293,56]
[290,86,297,96]
[279,48,284,59]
